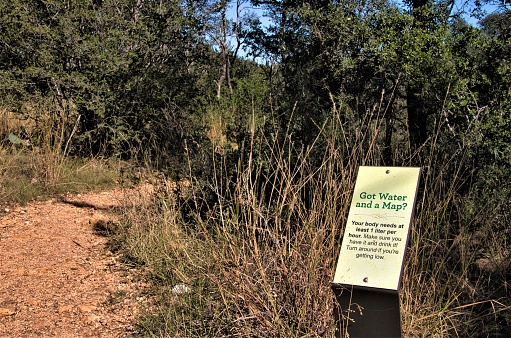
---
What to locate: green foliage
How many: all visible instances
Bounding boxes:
[0,0,212,167]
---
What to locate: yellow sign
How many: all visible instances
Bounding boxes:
[333,166,421,290]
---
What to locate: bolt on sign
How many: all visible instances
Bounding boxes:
[332,166,421,337]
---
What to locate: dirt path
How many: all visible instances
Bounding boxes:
[0,188,150,337]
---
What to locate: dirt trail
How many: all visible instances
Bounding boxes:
[0,187,150,338]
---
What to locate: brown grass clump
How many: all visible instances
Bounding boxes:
[115,106,510,337]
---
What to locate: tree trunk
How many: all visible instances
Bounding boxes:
[407,86,428,153]
[407,0,430,154]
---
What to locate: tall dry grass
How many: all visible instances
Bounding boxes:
[116,104,510,337]
[1,107,117,204]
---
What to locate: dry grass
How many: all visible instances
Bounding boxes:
[114,104,510,337]
[0,146,119,204]
[1,107,118,204]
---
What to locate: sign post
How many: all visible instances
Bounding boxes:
[332,166,421,337]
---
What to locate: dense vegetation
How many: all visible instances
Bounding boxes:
[1,0,510,336]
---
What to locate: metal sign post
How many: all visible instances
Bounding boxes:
[332,166,421,337]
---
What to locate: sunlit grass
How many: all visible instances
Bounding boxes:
[0,146,118,204]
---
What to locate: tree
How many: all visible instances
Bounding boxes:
[0,0,111,151]
[0,0,210,165]
[478,10,511,164]
[201,0,256,99]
